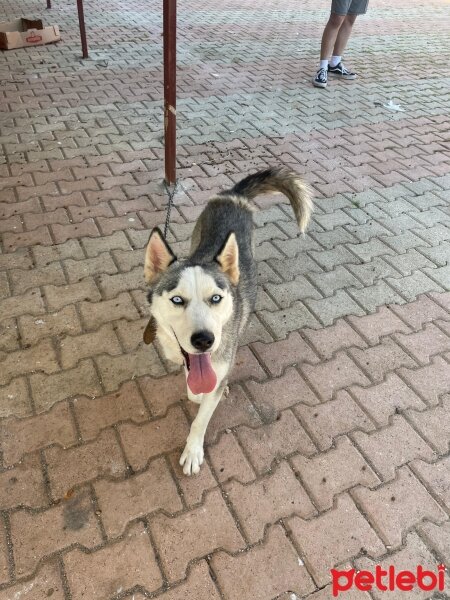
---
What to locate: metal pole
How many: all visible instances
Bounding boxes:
[76,0,89,59]
[46,0,51,9]
[163,0,176,185]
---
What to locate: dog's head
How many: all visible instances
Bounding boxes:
[144,227,239,394]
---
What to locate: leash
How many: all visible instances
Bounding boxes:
[144,178,178,346]
[163,179,178,239]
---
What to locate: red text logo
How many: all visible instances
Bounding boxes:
[331,565,446,597]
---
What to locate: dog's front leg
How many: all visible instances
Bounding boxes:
[180,383,225,476]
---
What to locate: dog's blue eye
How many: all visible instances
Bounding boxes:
[170,296,184,305]
[211,294,222,304]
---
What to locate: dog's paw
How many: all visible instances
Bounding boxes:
[179,440,204,476]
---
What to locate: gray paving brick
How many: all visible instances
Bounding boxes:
[346,221,394,243]
[265,277,322,308]
[314,210,356,231]
[268,255,323,281]
[305,290,365,326]
[424,265,450,290]
[258,302,320,339]
[346,239,395,262]
[312,266,362,296]
[387,271,444,301]
[414,224,450,245]
[381,231,428,254]
[310,227,358,250]
[383,249,436,276]
[407,191,446,210]
[309,246,359,271]
[418,242,450,267]
[347,281,405,312]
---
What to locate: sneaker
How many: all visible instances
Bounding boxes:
[328,62,357,79]
[313,67,328,88]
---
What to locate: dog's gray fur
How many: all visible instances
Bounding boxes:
[144,167,313,475]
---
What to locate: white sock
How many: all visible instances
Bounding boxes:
[330,55,341,67]
[319,59,328,70]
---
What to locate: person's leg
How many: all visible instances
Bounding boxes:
[331,13,357,58]
[320,12,347,61]
[313,9,347,87]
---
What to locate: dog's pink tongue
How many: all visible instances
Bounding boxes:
[187,353,217,395]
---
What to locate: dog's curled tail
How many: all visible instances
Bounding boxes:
[229,167,313,233]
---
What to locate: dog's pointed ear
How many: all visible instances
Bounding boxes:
[144,228,176,284]
[215,232,240,285]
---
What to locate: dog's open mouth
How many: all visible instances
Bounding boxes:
[179,347,217,395]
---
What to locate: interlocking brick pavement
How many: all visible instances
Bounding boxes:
[0,0,450,597]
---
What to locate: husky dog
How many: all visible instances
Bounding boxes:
[144,168,313,475]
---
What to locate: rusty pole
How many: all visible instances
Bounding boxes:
[76,0,89,59]
[163,0,176,185]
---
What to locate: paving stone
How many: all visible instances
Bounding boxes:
[301,353,370,401]
[287,494,385,586]
[0,454,47,510]
[64,522,163,599]
[207,431,255,484]
[237,409,316,473]
[94,457,182,537]
[0,377,32,418]
[252,331,320,376]
[355,532,449,600]
[353,466,447,548]
[352,415,436,481]
[346,257,401,286]
[292,436,379,510]
[129,561,221,600]
[348,305,411,344]
[119,405,190,470]
[11,491,102,577]
[0,561,65,600]
[19,305,82,345]
[406,395,450,454]
[258,301,320,339]
[309,246,359,270]
[0,521,8,585]
[347,281,405,313]
[1,401,76,466]
[395,322,450,364]
[187,384,262,445]
[211,525,315,600]
[73,380,148,440]
[417,521,450,566]
[411,456,450,510]
[30,359,102,412]
[225,460,315,542]
[349,337,417,382]
[246,367,319,421]
[150,488,245,581]
[265,277,321,308]
[295,390,374,450]
[302,320,366,359]
[399,356,450,405]
[387,271,443,301]
[45,429,126,499]
[305,289,366,325]
[351,373,426,426]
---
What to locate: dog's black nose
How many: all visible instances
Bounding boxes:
[191,331,215,352]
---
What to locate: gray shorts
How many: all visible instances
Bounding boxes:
[331,0,369,15]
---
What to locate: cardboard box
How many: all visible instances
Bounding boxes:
[0,18,60,50]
